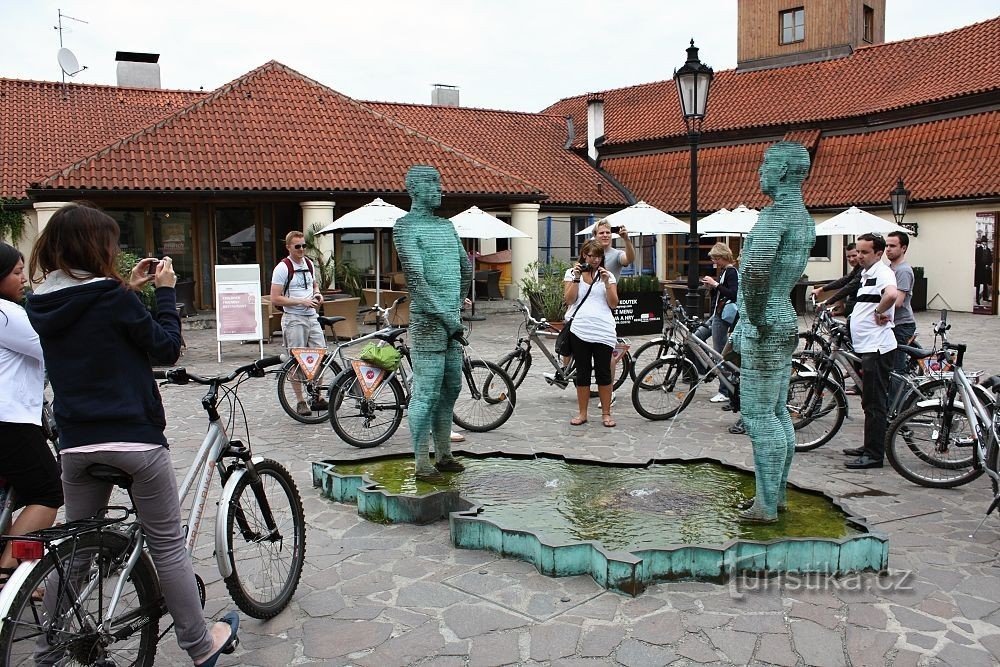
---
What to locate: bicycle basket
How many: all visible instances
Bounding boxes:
[359,341,402,372]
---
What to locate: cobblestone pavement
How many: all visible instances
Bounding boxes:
[145,308,1000,666]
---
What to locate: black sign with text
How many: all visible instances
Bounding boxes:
[614,292,664,335]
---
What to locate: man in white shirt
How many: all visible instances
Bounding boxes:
[270,231,325,416]
[844,233,898,469]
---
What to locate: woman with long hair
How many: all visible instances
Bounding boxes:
[564,239,619,427]
[0,241,63,585]
[27,203,239,666]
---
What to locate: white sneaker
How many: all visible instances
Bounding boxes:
[709,393,728,403]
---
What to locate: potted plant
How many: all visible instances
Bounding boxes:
[615,272,664,335]
[519,259,570,323]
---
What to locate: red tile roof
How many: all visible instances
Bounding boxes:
[544,17,1000,148]
[364,102,626,206]
[0,78,204,198]
[602,111,1000,213]
[34,62,544,199]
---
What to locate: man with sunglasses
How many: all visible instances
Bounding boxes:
[270,231,326,416]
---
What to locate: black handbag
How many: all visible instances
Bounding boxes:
[555,277,596,356]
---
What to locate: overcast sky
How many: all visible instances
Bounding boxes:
[3,1,997,112]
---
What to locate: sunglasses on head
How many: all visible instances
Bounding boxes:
[291,243,306,250]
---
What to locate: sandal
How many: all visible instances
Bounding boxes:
[570,416,588,426]
[602,414,616,428]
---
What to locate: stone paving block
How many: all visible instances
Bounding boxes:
[442,603,531,639]
[238,640,298,666]
[705,627,756,665]
[891,605,947,632]
[333,604,384,620]
[676,634,722,663]
[579,624,626,657]
[788,600,842,629]
[468,632,521,667]
[355,621,447,667]
[953,593,1000,620]
[298,589,347,617]
[846,602,887,628]
[754,632,799,666]
[892,648,923,667]
[731,613,787,634]
[396,580,475,608]
[789,619,846,667]
[845,626,896,665]
[629,610,684,645]
[682,612,734,630]
[937,641,997,667]
[614,638,679,667]
[301,618,393,658]
[529,623,581,661]
[979,634,1000,662]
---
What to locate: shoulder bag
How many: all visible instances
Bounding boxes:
[555,277,596,356]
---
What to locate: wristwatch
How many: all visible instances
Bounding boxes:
[572,278,581,283]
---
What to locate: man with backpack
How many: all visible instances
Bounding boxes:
[270,231,326,416]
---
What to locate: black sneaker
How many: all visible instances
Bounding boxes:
[842,447,865,456]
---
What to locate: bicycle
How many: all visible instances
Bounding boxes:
[885,340,999,490]
[276,296,408,424]
[627,295,684,380]
[0,356,306,665]
[328,326,516,448]
[496,301,632,394]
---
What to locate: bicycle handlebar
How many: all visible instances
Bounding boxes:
[154,355,286,385]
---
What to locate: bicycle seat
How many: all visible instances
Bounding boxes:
[317,315,346,327]
[897,344,935,360]
[980,375,1000,394]
[87,464,134,490]
[373,327,408,344]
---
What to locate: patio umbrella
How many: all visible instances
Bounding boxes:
[576,201,689,236]
[577,201,688,275]
[698,204,759,236]
[317,198,407,306]
[450,206,528,318]
[814,206,910,236]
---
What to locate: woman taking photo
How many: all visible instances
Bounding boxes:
[27,203,238,666]
[0,242,62,586]
[700,242,739,404]
[564,239,619,427]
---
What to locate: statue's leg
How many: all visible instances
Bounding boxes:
[409,348,444,477]
[432,343,464,469]
[739,360,786,522]
[774,358,795,509]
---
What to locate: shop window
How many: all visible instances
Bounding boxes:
[810,235,830,259]
[106,209,146,258]
[215,207,258,265]
[863,5,875,43]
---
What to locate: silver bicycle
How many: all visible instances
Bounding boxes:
[0,356,306,666]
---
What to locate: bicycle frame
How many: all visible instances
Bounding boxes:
[512,303,629,380]
[673,318,739,396]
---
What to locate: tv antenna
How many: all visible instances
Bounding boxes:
[54,9,88,83]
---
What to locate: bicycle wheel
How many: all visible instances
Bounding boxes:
[497,348,531,389]
[886,403,982,488]
[223,459,306,619]
[788,375,847,451]
[629,339,678,381]
[453,360,516,432]
[631,356,698,420]
[277,357,342,424]
[329,370,405,448]
[894,377,947,416]
[0,530,159,666]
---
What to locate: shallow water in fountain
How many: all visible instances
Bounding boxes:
[331,456,861,549]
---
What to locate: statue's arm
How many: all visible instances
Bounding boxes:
[742,217,781,325]
[458,230,473,308]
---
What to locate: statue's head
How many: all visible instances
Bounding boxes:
[758,142,810,197]
[405,165,442,210]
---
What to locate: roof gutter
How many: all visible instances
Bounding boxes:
[25,187,547,204]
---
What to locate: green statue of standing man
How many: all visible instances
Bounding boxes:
[731,142,815,523]
[394,166,472,482]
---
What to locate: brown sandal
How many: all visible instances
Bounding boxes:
[570,416,588,426]
[602,414,616,428]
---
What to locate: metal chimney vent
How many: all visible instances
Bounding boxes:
[431,84,459,107]
[116,51,161,88]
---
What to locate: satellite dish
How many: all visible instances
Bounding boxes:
[57,47,84,76]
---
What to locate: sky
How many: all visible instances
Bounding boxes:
[2,1,998,112]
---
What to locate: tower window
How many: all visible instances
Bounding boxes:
[780,8,805,44]
[863,5,875,43]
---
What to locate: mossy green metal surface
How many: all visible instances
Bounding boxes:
[311,452,888,596]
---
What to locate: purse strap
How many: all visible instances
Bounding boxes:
[567,274,597,320]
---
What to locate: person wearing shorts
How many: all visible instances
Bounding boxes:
[270,231,326,416]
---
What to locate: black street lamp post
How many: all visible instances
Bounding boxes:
[890,177,913,235]
[674,40,714,315]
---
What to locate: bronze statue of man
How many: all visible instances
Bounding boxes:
[731,142,815,523]
[393,166,472,482]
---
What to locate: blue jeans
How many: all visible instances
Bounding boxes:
[710,316,731,397]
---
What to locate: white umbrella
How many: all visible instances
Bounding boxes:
[698,204,759,236]
[317,198,407,306]
[576,201,689,236]
[449,206,528,319]
[814,206,910,236]
[450,206,528,239]
[222,225,271,246]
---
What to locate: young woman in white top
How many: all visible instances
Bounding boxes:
[0,242,62,583]
[564,240,619,427]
